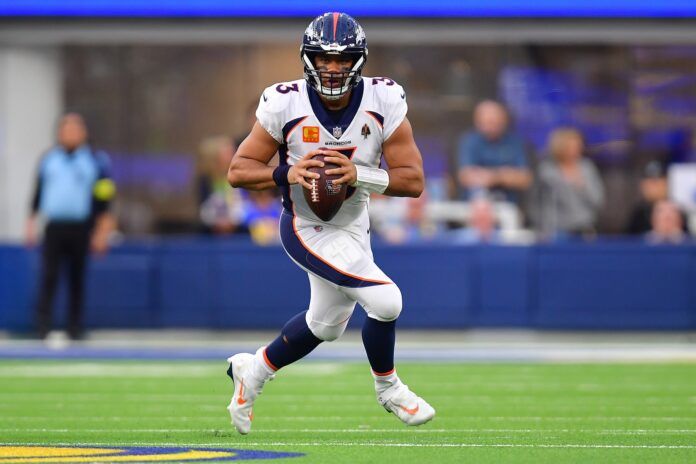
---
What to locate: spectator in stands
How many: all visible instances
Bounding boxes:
[450,195,502,244]
[626,161,669,235]
[369,193,442,244]
[645,200,688,244]
[456,100,531,203]
[197,136,244,235]
[25,112,116,340]
[533,128,604,240]
[241,189,282,245]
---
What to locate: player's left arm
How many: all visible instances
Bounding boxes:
[324,117,424,198]
[90,152,117,255]
[380,117,424,197]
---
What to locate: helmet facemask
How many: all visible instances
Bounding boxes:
[300,12,368,100]
[302,50,366,100]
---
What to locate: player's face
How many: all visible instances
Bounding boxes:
[314,54,353,89]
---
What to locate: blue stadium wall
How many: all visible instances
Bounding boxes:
[1,241,694,331]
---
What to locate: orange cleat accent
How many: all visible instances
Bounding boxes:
[237,381,247,405]
[400,404,419,415]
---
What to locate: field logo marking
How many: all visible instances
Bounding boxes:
[0,446,303,462]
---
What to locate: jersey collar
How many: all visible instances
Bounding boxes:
[307,80,364,140]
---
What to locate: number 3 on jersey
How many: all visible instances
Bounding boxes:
[276,83,299,94]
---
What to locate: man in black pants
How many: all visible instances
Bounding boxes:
[25,113,115,340]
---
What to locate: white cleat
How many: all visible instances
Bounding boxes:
[226,353,263,435]
[377,381,435,426]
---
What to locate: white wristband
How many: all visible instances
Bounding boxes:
[351,165,390,194]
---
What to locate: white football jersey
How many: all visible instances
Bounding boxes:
[256,77,407,227]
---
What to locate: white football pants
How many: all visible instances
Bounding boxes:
[280,209,403,341]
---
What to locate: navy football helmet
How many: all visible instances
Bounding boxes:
[301,12,368,100]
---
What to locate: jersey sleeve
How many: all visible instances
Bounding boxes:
[255,83,293,144]
[375,79,408,141]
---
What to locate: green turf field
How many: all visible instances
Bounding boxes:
[0,360,695,463]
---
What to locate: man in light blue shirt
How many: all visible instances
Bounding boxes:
[25,113,116,340]
[457,100,532,203]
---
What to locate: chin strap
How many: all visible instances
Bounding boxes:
[351,165,389,194]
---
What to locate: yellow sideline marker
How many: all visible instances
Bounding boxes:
[0,446,236,463]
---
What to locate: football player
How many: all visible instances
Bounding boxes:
[226,12,435,434]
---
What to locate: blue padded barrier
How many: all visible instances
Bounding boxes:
[0,246,38,330]
[0,241,694,331]
[375,246,477,328]
[476,246,533,327]
[214,242,308,328]
[85,251,156,327]
[534,244,695,329]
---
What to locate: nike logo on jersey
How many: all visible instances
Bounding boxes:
[262,93,268,102]
[400,93,405,99]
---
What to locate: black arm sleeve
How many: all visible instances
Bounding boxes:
[92,194,110,216]
[30,171,42,214]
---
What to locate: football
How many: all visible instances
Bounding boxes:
[302,153,348,221]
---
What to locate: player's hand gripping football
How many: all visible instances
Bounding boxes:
[321,150,357,186]
[288,151,326,189]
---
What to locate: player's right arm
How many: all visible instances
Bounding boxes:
[25,156,46,247]
[227,122,281,191]
[229,83,326,190]
[227,122,324,190]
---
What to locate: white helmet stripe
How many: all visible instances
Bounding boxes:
[351,55,364,72]
[302,53,315,70]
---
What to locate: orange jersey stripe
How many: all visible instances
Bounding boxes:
[289,206,391,286]
[285,116,308,143]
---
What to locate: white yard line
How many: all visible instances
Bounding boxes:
[2,415,695,422]
[1,428,695,434]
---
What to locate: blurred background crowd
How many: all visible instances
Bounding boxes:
[61,45,696,246]
[2,19,696,248]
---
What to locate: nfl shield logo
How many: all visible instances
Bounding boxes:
[332,126,343,138]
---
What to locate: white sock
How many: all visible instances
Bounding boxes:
[251,346,276,383]
[372,369,400,393]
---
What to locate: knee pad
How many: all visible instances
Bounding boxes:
[306,303,355,342]
[363,284,402,322]
[307,318,349,342]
